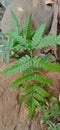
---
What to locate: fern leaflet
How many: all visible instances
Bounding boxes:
[11,9,21,34]
[32,24,46,48]
[23,13,34,39]
[37,35,60,49]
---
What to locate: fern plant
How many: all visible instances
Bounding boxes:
[4,10,35,51]
[0,38,14,63]
[41,98,60,126]
[40,97,60,130]
[1,10,34,63]
[2,11,60,118]
[48,123,60,130]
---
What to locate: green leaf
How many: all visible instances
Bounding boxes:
[40,60,60,72]
[9,73,34,87]
[37,36,58,49]
[9,72,51,87]
[9,39,14,50]
[7,32,30,50]
[43,53,51,61]
[33,56,60,72]
[3,31,14,36]
[3,55,32,75]
[32,24,46,48]
[27,98,36,119]
[33,93,46,103]
[33,85,51,98]
[34,74,52,86]
[18,93,32,104]
[0,46,5,59]
[42,114,52,125]
[23,13,33,39]
[22,85,33,93]
[56,35,60,45]
[0,38,14,63]
[1,39,14,50]
[5,51,10,63]
[0,39,9,48]
[11,9,21,33]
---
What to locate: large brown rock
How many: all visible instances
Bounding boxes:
[1,0,54,33]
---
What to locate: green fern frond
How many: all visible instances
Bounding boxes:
[7,32,32,50]
[18,83,51,118]
[37,35,60,49]
[32,98,40,107]
[27,98,36,119]
[21,84,51,98]
[0,39,14,63]
[0,39,13,50]
[3,31,15,36]
[39,59,60,72]
[24,85,33,93]
[0,39,9,48]
[7,32,25,45]
[3,32,26,51]
[12,34,29,50]
[18,93,32,104]
[9,72,51,87]
[0,46,5,58]
[2,12,60,120]
[33,56,60,72]
[34,74,51,86]
[33,93,46,103]
[16,55,30,65]
[11,9,21,34]
[9,73,34,87]
[24,85,48,103]
[3,55,32,75]
[32,24,46,48]
[27,93,46,118]
[57,35,60,44]
[23,13,34,39]
[33,85,51,98]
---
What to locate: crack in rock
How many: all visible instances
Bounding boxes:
[29,120,32,130]
[13,126,17,130]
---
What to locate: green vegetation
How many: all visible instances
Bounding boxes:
[40,97,60,130]
[2,10,60,119]
[48,123,60,130]
[0,39,14,63]
[41,98,60,122]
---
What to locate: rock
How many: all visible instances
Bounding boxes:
[1,0,54,34]
[0,0,12,8]
[50,54,56,62]
[49,1,60,62]
[56,45,60,62]
[45,0,54,5]
[0,3,5,21]
[49,1,58,35]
